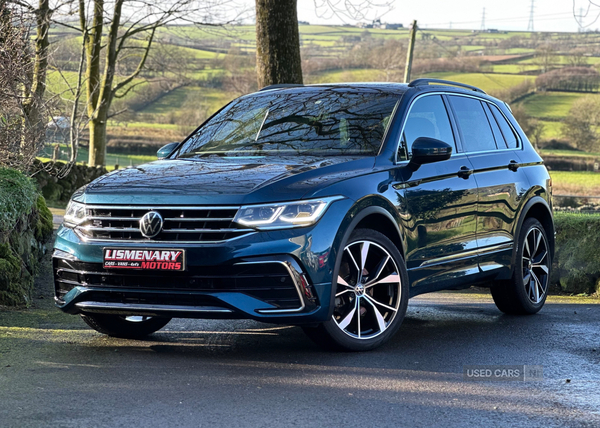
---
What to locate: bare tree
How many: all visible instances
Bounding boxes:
[0,1,52,171]
[21,0,51,154]
[534,43,557,74]
[562,95,600,152]
[222,47,257,95]
[312,0,393,22]
[61,0,239,166]
[568,48,589,67]
[530,119,545,150]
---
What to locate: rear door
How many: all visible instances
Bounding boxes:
[447,95,530,274]
[392,94,479,293]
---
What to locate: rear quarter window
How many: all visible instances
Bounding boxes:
[489,103,519,149]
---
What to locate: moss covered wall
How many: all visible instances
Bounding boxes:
[0,168,53,306]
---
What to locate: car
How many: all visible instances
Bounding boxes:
[53,79,554,351]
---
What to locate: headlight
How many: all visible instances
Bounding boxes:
[63,200,87,227]
[234,196,343,230]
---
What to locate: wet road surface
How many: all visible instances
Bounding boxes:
[1,292,599,428]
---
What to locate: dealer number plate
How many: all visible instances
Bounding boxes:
[103,248,185,271]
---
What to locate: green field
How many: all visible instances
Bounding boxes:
[39,146,156,169]
[420,72,534,93]
[43,24,600,154]
[520,93,595,120]
[540,149,600,158]
[492,64,539,74]
[46,70,147,102]
[537,121,563,141]
[550,171,600,196]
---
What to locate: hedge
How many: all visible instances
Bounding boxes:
[553,212,600,294]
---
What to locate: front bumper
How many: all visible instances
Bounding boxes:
[52,199,353,324]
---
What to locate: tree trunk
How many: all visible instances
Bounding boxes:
[83,0,105,166]
[21,0,51,158]
[255,0,303,88]
[88,111,107,166]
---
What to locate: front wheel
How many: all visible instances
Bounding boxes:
[81,313,171,339]
[303,228,409,351]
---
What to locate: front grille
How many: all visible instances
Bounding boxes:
[54,258,304,310]
[75,206,254,243]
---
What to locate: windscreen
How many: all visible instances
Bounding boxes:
[177,88,399,158]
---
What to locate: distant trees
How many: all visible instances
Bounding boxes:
[222,47,258,95]
[534,43,557,73]
[536,67,600,92]
[567,49,589,67]
[490,80,534,104]
[511,105,545,150]
[562,96,600,152]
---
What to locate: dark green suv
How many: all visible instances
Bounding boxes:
[53,79,554,351]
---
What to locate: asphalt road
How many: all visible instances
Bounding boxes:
[1,289,599,428]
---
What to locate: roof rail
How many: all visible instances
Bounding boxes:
[408,78,486,94]
[259,83,304,92]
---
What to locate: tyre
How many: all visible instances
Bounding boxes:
[491,218,551,315]
[303,228,409,351]
[80,314,171,338]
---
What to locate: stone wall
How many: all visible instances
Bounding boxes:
[0,168,53,306]
[32,160,107,205]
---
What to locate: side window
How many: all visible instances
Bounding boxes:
[483,103,507,149]
[489,104,519,149]
[448,96,497,153]
[400,95,456,161]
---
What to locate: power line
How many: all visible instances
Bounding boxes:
[527,0,535,32]
[426,12,572,27]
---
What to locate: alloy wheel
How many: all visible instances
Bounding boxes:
[333,240,402,339]
[522,226,549,304]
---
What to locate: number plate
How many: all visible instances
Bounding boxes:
[103,248,185,271]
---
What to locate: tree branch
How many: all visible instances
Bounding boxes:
[112,25,156,94]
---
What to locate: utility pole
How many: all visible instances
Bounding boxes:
[480,7,486,31]
[527,0,535,32]
[404,20,417,83]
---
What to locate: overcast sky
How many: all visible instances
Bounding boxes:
[287,0,599,33]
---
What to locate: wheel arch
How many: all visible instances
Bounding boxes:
[512,196,555,266]
[342,198,405,258]
[326,197,406,318]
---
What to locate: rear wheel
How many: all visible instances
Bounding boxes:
[80,314,171,338]
[491,218,550,315]
[303,229,409,351]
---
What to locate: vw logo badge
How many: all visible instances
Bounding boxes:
[139,211,163,238]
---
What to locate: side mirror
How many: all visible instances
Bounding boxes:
[157,142,179,160]
[408,137,452,170]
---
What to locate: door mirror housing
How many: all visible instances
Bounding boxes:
[157,142,179,160]
[408,137,452,170]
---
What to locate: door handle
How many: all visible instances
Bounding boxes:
[508,160,519,172]
[458,166,473,179]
